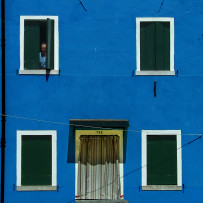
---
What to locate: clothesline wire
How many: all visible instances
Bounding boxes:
[0,114,201,197]
[75,135,201,198]
[1,114,202,136]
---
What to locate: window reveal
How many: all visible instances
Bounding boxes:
[24,18,54,70]
[16,130,57,191]
[136,18,174,76]
[141,130,182,191]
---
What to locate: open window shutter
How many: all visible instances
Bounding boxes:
[156,22,170,70]
[140,22,156,70]
[46,18,54,69]
[24,21,40,69]
[147,135,177,185]
[21,135,52,186]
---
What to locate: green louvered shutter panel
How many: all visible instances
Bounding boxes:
[140,22,170,71]
[147,135,161,184]
[140,22,156,70]
[21,135,52,186]
[46,18,54,69]
[147,135,177,185]
[156,22,170,70]
[24,21,41,69]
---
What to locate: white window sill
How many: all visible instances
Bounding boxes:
[142,185,182,191]
[135,71,175,76]
[75,200,128,203]
[17,186,57,191]
[19,69,59,75]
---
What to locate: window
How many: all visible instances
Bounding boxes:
[17,130,57,191]
[20,16,59,75]
[75,130,124,200]
[142,130,182,190]
[136,18,174,75]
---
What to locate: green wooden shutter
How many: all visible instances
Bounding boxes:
[24,21,41,69]
[147,135,177,185]
[156,22,170,70]
[21,135,52,186]
[140,22,156,70]
[46,18,54,69]
[140,22,170,71]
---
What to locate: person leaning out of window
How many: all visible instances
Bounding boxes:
[39,43,46,68]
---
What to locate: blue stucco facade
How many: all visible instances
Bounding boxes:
[1,0,203,202]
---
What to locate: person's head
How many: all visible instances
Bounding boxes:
[41,43,46,55]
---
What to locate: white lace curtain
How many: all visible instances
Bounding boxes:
[77,135,121,199]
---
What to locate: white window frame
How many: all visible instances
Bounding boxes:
[75,129,124,199]
[20,16,59,75]
[16,130,57,191]
[142,130,182,191]
[136,17,175,76]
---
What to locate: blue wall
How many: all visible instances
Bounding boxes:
[2,0,203,202]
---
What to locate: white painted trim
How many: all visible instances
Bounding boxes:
[52,132,57,186]
[17,131,22,186]
[142,185,182,191]
[136,19,140,73]
[141,131,147,186]
[136,17,174,75]
[176,131,182,187]
[16,130,57,190]
[20,16,59,75]
[17,186,57,191]
[170,18,175,72]
[75,200,129,203]
[19,69,59,75]
[75,130,124,198]
[75,163,78,197]
[136,17,174,22]
[141,130,182,190]
[120,163,124,198]
[136,71,175,76]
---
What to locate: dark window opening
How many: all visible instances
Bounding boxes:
[24,19,54,70]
